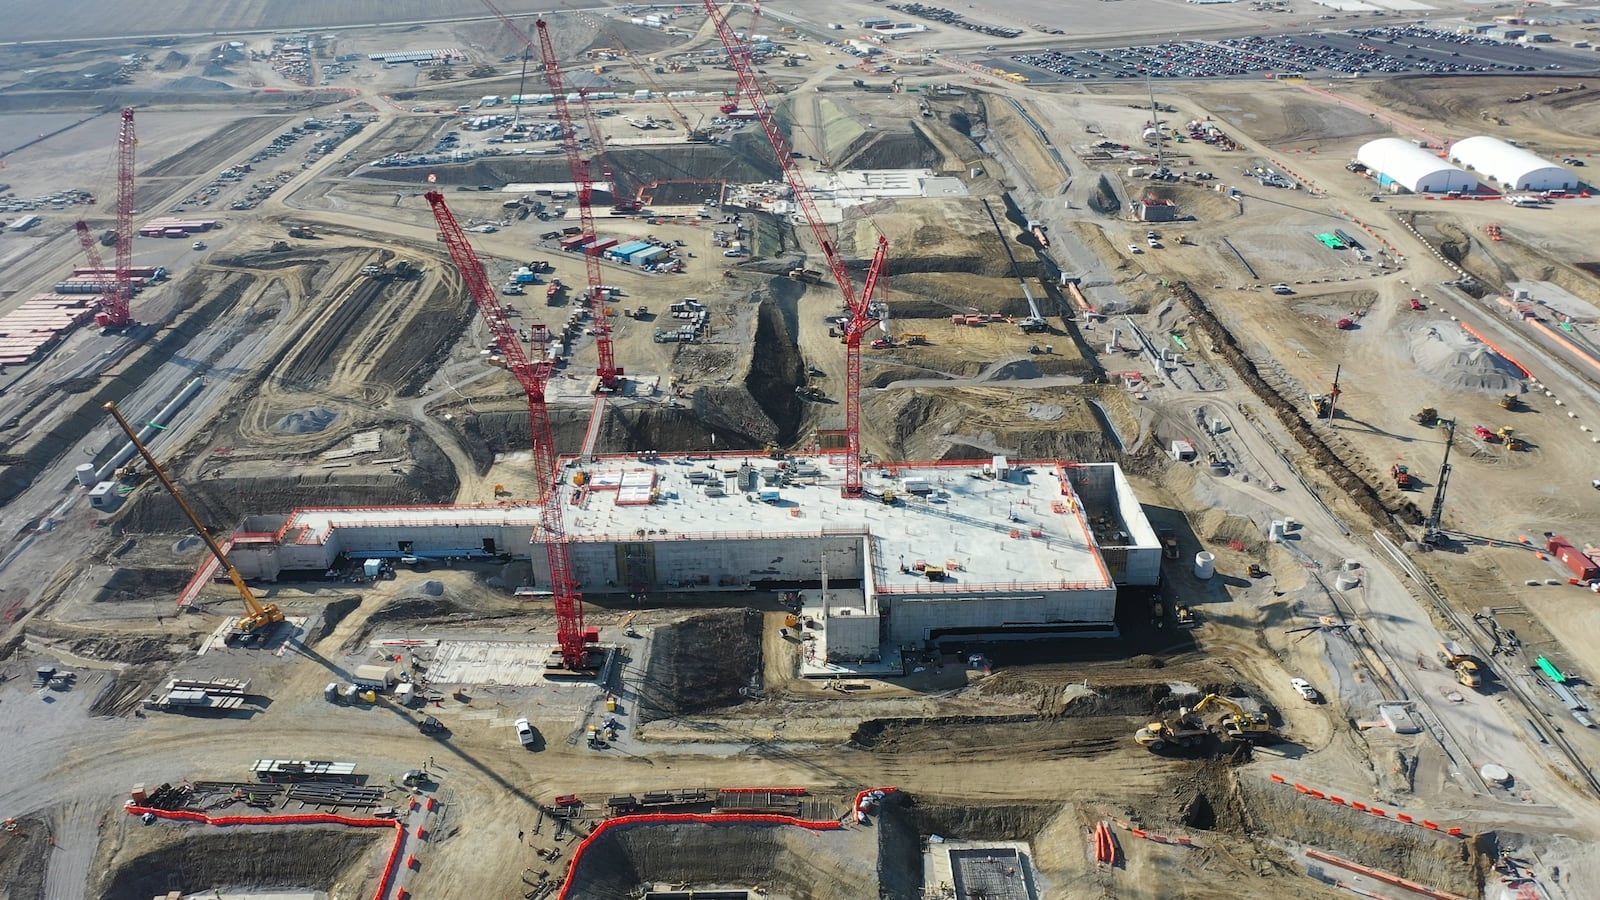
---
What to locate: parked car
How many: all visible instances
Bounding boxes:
[1290,677,1322,702]
[515,717,536,747]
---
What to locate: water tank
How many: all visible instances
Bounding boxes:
[76,463,97,487]
[1269,520,1285,543]
[1194,551,1216,580]
[1334,572,1360,591]
[1479,763,1511,786]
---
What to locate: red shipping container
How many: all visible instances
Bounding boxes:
[1547,535,1599,581]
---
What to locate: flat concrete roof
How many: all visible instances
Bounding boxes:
[566,455,1113,592]
[275,456,1115,592]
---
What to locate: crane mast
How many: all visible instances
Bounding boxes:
[425,191,592,671]
[99,108,136,328]
[103,400,284,637]
[704,0,888,495]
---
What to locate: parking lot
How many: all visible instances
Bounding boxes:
[1008,24,1598,82]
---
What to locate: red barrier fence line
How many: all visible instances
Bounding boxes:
[557,788,898,900]
[127,806,406,900]
[717,787,810,795]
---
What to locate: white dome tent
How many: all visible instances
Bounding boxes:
[1449,136,1576,192]
[1356,138,1477,194]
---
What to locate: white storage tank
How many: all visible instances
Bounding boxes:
[1268,520,1285,543]
[76,463,97,487]
[1194,551,1216,580]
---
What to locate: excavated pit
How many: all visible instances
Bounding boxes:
[97,825,385,900]
[564,794,920,900]
[638,609,762,723]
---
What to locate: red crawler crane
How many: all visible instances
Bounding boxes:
[533,17,620,391]
[479,1,620,391]
[704,0,888,495]
[425,190,595,671]
[98,108,136,328]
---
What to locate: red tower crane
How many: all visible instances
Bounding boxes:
[425,190,595,671]
[98,108,137,329]
[704,0,888,496]
[479,2,621,391]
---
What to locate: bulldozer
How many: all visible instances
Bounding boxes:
[1413,407,1439,426]
[1192,693,1278,745]
[1498,393,1520,411]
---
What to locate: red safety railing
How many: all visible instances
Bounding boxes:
[126,807,406,900]
[557,788,896,899]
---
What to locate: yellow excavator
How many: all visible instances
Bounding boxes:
[1192,693,1279,744]
[1134,710,1210,751]
[104,402,285,639]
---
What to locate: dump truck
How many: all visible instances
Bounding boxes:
[1437,641,1484,688]
[1413,407,1439,426]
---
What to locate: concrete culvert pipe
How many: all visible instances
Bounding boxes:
[1194,552,1215,580]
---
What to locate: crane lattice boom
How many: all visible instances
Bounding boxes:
[704,0,888,495]
[533,17,620,390]
[425,190,589,669]
[99,108,136,328]
[479,1,620,390]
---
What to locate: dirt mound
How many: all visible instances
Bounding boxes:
[638,609,761,723]
[96,825,385,900]
[272,407,339,434]
[1408,322,1525,392]
[0,814,50,900]
[868,387,1117,463]
[560,815,886,900]
[903,798,1062,843]
[849,714,1132,759]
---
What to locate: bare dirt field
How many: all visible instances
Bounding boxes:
[5,7,1600,899]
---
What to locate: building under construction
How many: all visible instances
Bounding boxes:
[225,455,1157,652]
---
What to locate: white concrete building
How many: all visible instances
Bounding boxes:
[1356,138,1478,194]
[1449,136,1577,192]
[224,456,1160,653]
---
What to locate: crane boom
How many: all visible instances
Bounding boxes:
[72,220,107,278]
[479,1,620,391]
[98,108,136,328]
[425,190,591,670]
[704,0,888,495]
[103,400,284,636]
[533,17,620,390]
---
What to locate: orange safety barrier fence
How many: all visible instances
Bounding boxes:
[1459,322,1535,379]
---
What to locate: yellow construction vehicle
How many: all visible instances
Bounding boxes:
[1192,693,1278,744]
[1493,426,1527,451]
[1134,711,1209,751]
[1498,393,1520,411]
[1437,642,1484,688]
[1413,407,1439,426]
[104,401,285,640]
